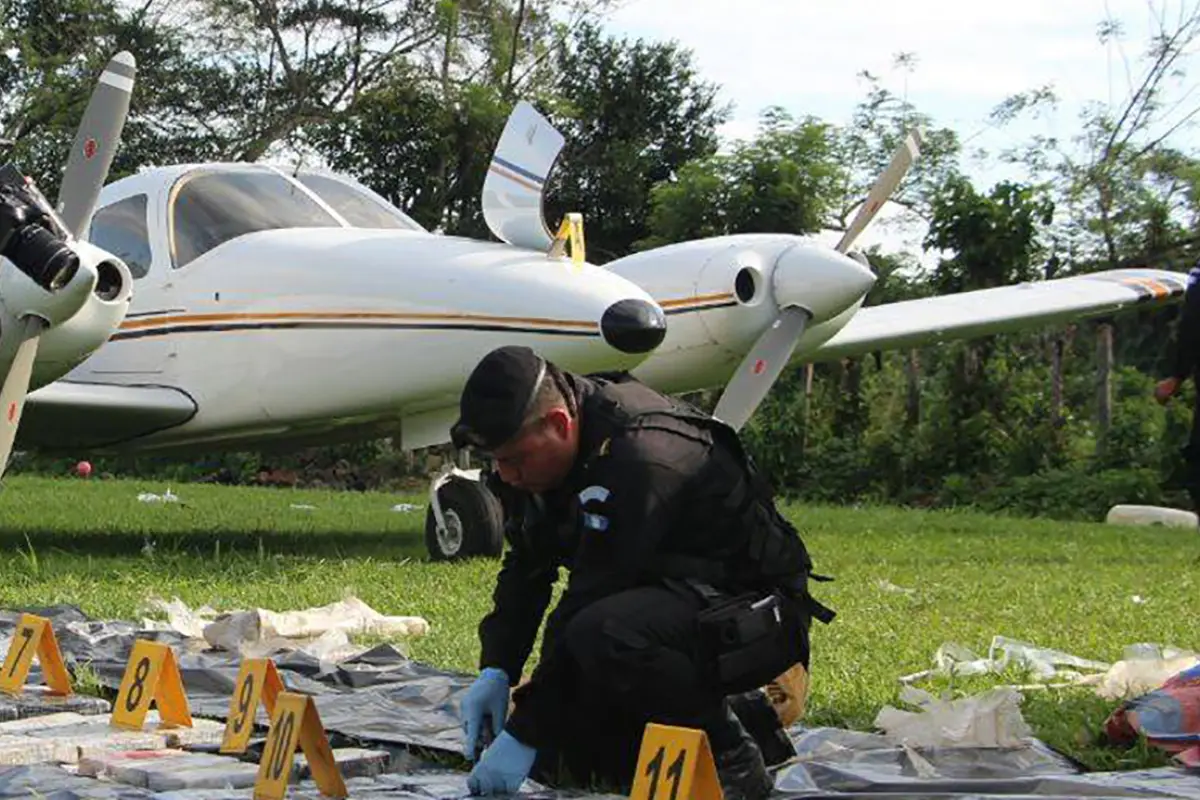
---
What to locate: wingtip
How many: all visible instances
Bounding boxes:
[111,51,136,70]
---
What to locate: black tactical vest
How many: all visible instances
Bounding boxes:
[581,373,835,625]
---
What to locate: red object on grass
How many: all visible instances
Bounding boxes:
[1105,663,1200,767]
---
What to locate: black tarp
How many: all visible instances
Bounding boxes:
[3,605,1199,799]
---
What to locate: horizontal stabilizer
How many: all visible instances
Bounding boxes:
[20,381,196,451]
[811,268,1188,362]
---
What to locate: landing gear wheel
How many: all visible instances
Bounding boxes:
[425,476,504,561]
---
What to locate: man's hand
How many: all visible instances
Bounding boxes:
[461,668,511,760]
[1155,377,1181,405]
[468,731,537,795]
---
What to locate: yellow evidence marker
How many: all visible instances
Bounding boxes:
[110,640,193,730]
[548,212,586,265]
[629,723,723,800]
[253,691,347,800]
[0,613,72,696]
[221,658,285,754]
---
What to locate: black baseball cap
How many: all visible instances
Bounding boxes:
[451,346,548,450]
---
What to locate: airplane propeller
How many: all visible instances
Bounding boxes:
[0,51,136,479]
[711,128,923,431]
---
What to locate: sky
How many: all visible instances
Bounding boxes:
[600,0,1200,261]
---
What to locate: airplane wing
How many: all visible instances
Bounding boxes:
[19,381,196,451]
[811,267,1189,362]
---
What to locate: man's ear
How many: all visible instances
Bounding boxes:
[544,408,573,440]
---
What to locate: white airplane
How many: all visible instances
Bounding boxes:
[3,54,1189,562]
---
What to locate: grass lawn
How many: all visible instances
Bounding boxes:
[0,474,1196,771]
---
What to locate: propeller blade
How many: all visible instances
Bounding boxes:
[712,306,810,431]
[0,51,135,478]
[0,317,48,480]
[56,51,137,239]
[835,128,923,254]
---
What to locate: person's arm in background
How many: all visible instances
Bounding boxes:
[1157,267,1200,404]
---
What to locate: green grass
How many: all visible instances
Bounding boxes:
[1,474,1197,772]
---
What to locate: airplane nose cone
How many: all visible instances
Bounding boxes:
[601,298,667,354]
[772,244,877,323]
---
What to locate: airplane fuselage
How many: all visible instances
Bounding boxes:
[41,164,673,453]
[19,162,876,457]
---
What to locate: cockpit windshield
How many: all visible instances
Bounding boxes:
[171,167,341,268]
[295,172,425,232]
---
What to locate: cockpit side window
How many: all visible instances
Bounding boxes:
[295,173,425,231]
[89,194,152,279]
[170,169,341,268]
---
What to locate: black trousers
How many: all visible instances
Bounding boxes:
[1183,377,1200,512]
[525,585,728,791]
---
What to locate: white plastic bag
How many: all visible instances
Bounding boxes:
[901,635,1111,684]
[1081,643,1200,700]
[875,686,1033,749]
[137,488,179,503]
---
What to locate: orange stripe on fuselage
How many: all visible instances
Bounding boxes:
[659,292,735,310]
[119,310,599,331]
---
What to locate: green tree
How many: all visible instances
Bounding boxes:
[827,58,962,234]
[543,21,728,262]
[988,1,1200,450]
[310,76,509,235]
[921,176,1056,474]
[638,108,842,249]
[183,0,448,161]
[312,12,721,242]
[443,0,616,101]
[1,0,264,195]
[991,1,1200,272]
[925,177,1056,293]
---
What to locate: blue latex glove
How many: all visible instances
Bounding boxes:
[467,731,536,795]
[461,667,510,760]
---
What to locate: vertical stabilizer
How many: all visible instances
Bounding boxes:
[481,101,565,251]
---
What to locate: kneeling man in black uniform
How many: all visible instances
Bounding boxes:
[451,346,832,800]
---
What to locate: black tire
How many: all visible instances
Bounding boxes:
[425,477,505,561]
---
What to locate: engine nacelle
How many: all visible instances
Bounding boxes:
[604,234,812,394]
[604,233,875,395]
[0,239,133,390]
[1,248,93,330]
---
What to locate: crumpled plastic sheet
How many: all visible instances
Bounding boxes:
[5,606,1200,799]
[0,604,474,754]
[775,727,1200,798]
[900,636,1113,685]
[874,687,1034,749]
[901,636,1200,703]
[4,734,1200,799]
[0,765,624,799]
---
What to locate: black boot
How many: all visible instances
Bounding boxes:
[728,689,795,767]
[704,701,774,800]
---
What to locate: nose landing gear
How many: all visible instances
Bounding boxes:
[424,467,505,561]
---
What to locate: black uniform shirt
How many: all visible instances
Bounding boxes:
[1172,266,1200,381]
